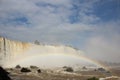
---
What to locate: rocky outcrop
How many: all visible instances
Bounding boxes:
[0,66,11,80]
[21,67,31,73]
[15,65,21,69]
[63,66,74,72]
[37,69,41,73]
[30,65,39,69]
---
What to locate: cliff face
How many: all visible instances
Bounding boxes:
[0,37,30,66]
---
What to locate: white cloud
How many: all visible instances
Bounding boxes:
[0,0,120,62]
[0,0,97,42]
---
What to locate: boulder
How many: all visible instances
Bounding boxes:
[30,65,38,69]
[63,66,74,72]
[15,65,21,69]
[87,77,99,80]
[21,67,31,73]
[98,68,106,72]
[0,66,11,80]
[37,69,41,73]
[82,66,87,70]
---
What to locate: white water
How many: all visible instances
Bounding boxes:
[0,37,103,68]
[0,37,29,66]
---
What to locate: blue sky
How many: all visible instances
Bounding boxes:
[0,0,120,62]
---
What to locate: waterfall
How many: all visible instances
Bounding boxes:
[0,37,108,69]
[0,37,30,66]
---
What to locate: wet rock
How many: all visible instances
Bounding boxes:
[63,66,74,72]
[37,69,41,73]
[63,66,68,68]
[15,65,21,69]
[82,66,87,70]
[87,77,99,80]
[21,67,31,73]
[0,66,11,80]
[98,68,106,72]
[30,65,38,69]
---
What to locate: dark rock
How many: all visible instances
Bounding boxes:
[87,77,99,80]
[15,65,21,69]
[98,68,106,72]
[30,65,38,69]
[94,69,97,71]
[34,40,40,45]
[82,66,87,70]
[9,68,13,71]
[21,67,31,73]
[0,66,11,80]
[63,66,67,68]
[37,69,41,73]
[63,66,74,72]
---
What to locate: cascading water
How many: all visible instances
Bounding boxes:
[0,37,108,69]
[0,37,30,66]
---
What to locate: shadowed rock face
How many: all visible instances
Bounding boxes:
[0,66,11,80]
